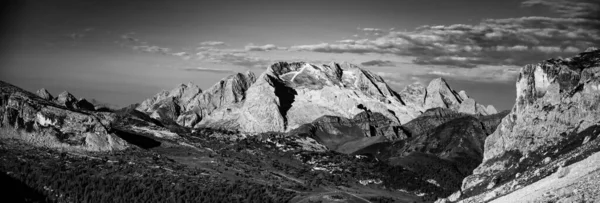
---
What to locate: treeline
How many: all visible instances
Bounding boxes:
[1,156,295,203]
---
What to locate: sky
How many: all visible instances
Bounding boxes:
[0,0,599,110]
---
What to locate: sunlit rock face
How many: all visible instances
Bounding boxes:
[137,71,255,126]
[139,61,496,134]
[0,81,128,151]
[461,49,600,197]
[36,88,54,100]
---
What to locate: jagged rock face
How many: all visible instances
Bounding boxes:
[354,109,508,197]
[461,50,600,197]
[137,71,256,127]
[424,79,494,115]
[425,78,464,110]
[55,91,79,109]
[398,83,426,110]
[36,88,53,100]
[140,62,496,133]
[0,81,128,151]
[352,111,406,140]
[76,98,95,111]
[189,62,423,133]
[288,111,396,154]
[50,91,96,111]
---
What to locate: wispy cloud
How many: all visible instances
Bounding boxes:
[291,0,600,68]
[67,27,95,40]
[199,41,227,46]
[132,45,172,55]
[194,46,272,68]
[181,67,237,73]
[361,60,396,67]
[522,0,599,19]
[244,43,286,51]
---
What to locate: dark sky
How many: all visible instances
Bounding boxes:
[1,0,598,110]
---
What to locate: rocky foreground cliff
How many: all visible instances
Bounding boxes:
[0,81,128,151]
[442,49,600,202]
[138,62,496,135]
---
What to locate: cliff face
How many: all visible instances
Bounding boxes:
[139,62,496,134]
[0,81,128,151]
[458,49,600,201]
[137,71,256,127]
[351,108,508,198]
[289,110,402,154]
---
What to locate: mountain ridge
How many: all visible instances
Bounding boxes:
[138,61,497,134]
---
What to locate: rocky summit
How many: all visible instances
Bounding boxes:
[454,49,600,202]
[138,61,496,134]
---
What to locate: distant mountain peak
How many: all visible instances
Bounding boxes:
[36,88,54,100]
[138,61,496,133]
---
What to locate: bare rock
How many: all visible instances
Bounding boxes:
[36,88,53,100]
[398,83,426,109]
[461,49,600,196]
[76,98,95,111]
[458,90,469,100]
[423,78,496,115]
[458,98,477,114]
[0,81,128,151]
[424,78,463,110]
[448,190,461,202]
[55,91,79,109]
[139,62,495,134]
[486,105,498,114]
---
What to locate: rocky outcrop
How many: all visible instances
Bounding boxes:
[398,83,426,110]
[354,108,508,198]
[56,91,79,109]
[140,62,496,133]
[137,72,255,127]
[0,81,128,151]
[424,78,494,115]
[42,90,97,111]
[36,88,53,100]
[459,49,600,201]
[289,110,403,153]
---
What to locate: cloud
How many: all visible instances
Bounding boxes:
[115,34,272,69]
[195,47,272,68]
[290,1,600,68]
[132,45,172,55]
[362,28,382,32]
[181,67,237,73]
[67,27,95,40]
[172,52,192,60]
[199,41,227,46]
[120,32,140,42]
[522,0,600,19]
[361,60,396,67]
[244,43,285,51]
[429,71,454,76]
[290,43,385,54]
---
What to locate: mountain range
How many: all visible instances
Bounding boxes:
[0,49,598,202]
[137,61,496,134]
